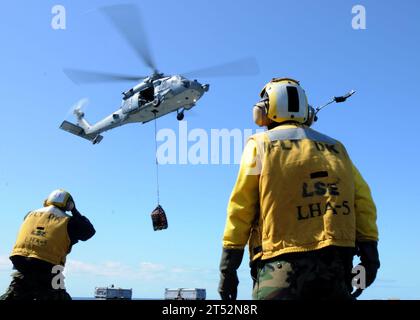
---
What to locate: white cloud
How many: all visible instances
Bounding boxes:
[65,259,211,283]
[66,260,134,278]
[139,262,165,273]
[1,256,205,282]
[170,267,188,273]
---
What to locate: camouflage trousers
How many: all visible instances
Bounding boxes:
[252,248,354,300]
[0,271,72,301]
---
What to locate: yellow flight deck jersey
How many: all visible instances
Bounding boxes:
[223,124,378,261]
[11,206,71,266]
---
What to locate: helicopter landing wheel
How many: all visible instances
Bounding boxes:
[152,97,160,107]
[176,111,185,121]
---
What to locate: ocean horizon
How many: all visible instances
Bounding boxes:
[73,297,162,300]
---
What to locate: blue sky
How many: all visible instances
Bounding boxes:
[0,0,419,300]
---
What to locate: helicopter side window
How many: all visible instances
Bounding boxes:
[139,86,155,103]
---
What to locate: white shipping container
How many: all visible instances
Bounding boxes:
[164,288,206,300]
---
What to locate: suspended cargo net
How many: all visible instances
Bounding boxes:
[151,112,168,231]
[151,204,168,231]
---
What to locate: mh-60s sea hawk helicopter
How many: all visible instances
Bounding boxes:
[61,71,209,144]
[60,4,258,144]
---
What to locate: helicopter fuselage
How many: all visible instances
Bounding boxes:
[60,75,209,143]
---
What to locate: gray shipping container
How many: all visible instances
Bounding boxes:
[164,288,206,300]
[95,285,132,300]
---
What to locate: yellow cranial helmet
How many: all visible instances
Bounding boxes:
[253,78,309,126]
[44,189,72,209]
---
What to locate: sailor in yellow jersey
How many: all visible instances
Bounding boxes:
[218,78,379,300]
[1,189,95,300]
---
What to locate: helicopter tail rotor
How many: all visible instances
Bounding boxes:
[65,98,89,118]
[64,98,92,130]
[60,98,103,144]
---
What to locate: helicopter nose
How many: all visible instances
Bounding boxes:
[190,80,209,92]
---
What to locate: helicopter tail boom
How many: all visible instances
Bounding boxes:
[60,121,103,144]
[73,107,93,131]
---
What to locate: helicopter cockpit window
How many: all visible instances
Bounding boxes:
[181,79,190,88]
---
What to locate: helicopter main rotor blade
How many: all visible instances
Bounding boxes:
[99,4,157,72]
[182,57,259,78]
[63,68,146,84]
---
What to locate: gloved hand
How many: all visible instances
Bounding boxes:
[71,207,82,217]
[218,248,244,300]
[69,198,82,218]
[356,241,380,288]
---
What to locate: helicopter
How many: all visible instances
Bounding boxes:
[60,4,258,144]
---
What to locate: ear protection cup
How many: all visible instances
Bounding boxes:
[253,99,272,127]
[305,106,318,127]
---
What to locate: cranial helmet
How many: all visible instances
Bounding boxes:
[44,189,73,210]
[253,78,310,127]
